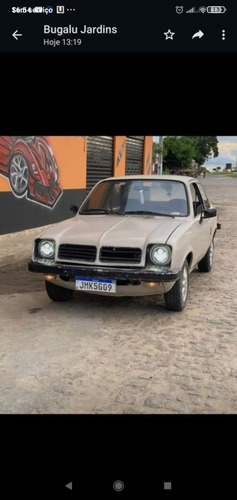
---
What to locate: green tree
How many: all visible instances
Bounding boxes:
[190,136,219,166]
[163,136,197,171]
[153,136,219,172]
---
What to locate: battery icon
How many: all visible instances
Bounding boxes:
[33,6,43,13]
[207,6,227,13]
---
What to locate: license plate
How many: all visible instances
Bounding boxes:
[75,277,116,293]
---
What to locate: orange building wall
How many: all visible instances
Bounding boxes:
[113,136,126,176]
[0,136,153,194]
[143,136,153,174]
[48,136,87,189]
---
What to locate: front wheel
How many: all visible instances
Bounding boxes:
[45,280,74,302]
[198,240,214,273]
[164,260,189,311]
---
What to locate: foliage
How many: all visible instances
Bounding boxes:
[190,136,219,166]
[153,136,219,171]
[163,136,197,170]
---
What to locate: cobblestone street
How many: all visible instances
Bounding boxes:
[0,175,237,414]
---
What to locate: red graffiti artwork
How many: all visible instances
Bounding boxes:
[0,136,62,208]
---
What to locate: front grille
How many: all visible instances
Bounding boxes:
[100,246,142,263]
[58,244,97,262]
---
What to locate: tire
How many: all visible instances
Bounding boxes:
[164,260,189,311]
[8,152,29,196]
[45,280,74,302]
[198,240,214,273]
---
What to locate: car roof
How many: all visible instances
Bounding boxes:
[103,175,196,184]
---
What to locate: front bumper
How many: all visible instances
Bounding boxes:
[28,260,181,282]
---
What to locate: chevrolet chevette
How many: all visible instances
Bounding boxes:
[28,175,221,311]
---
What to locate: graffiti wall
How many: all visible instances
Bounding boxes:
[0,136,153,235]
[0,136,87,234]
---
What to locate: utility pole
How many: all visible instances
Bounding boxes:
[158,136,163,174]
[155,153,158,174]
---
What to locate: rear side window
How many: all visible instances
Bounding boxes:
[190,183,203,216]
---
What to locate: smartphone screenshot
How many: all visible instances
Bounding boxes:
[0,0,236,52]
[0,2,236,499]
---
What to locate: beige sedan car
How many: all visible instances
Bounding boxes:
[29,175,221,311]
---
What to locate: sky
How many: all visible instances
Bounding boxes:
[204,136,237,170]
[153,136,237,170]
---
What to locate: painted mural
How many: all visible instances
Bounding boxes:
[0,136,63,208]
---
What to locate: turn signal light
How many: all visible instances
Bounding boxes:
[44,274,57,281]
[146,282,158,288]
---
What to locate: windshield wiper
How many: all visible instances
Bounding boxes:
[80,209,176,217]
[80,209,108,214]
[124,210,175,217]
[80,209,125,215]
[106,210,125,215]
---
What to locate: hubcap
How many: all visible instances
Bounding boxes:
[10,155,28,194]
[181,266,188,303]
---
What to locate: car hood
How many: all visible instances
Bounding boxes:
[40,214,182,247]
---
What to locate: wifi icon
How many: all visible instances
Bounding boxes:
[199,6,207,13]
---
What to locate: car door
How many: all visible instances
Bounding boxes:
[189,182,213,265]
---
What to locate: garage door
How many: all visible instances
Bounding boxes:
[125,136,144,175]
[86,136,113,192]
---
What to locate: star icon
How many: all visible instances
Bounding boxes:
[164,29,175,40]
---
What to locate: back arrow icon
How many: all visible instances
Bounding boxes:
[192,30,204,39]
[12,30,23,40]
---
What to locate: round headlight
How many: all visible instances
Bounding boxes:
[150,245,171,265]
[38,240,55,258]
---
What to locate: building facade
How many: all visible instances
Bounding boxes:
[0,136,153,234]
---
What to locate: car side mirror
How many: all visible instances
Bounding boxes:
[70,204,79,215]
[202,208,217,219]
[196,204,203,215]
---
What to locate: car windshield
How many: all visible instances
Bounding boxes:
[79,179,188,217]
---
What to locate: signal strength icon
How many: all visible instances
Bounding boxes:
[186,7,197,13]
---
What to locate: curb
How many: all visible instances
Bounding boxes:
[0,224,51,268]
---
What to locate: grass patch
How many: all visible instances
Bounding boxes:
[206,171,237,178]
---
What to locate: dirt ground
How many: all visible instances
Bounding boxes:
[0,175,237,414]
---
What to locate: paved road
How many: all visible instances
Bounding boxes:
[0,175,237,414]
